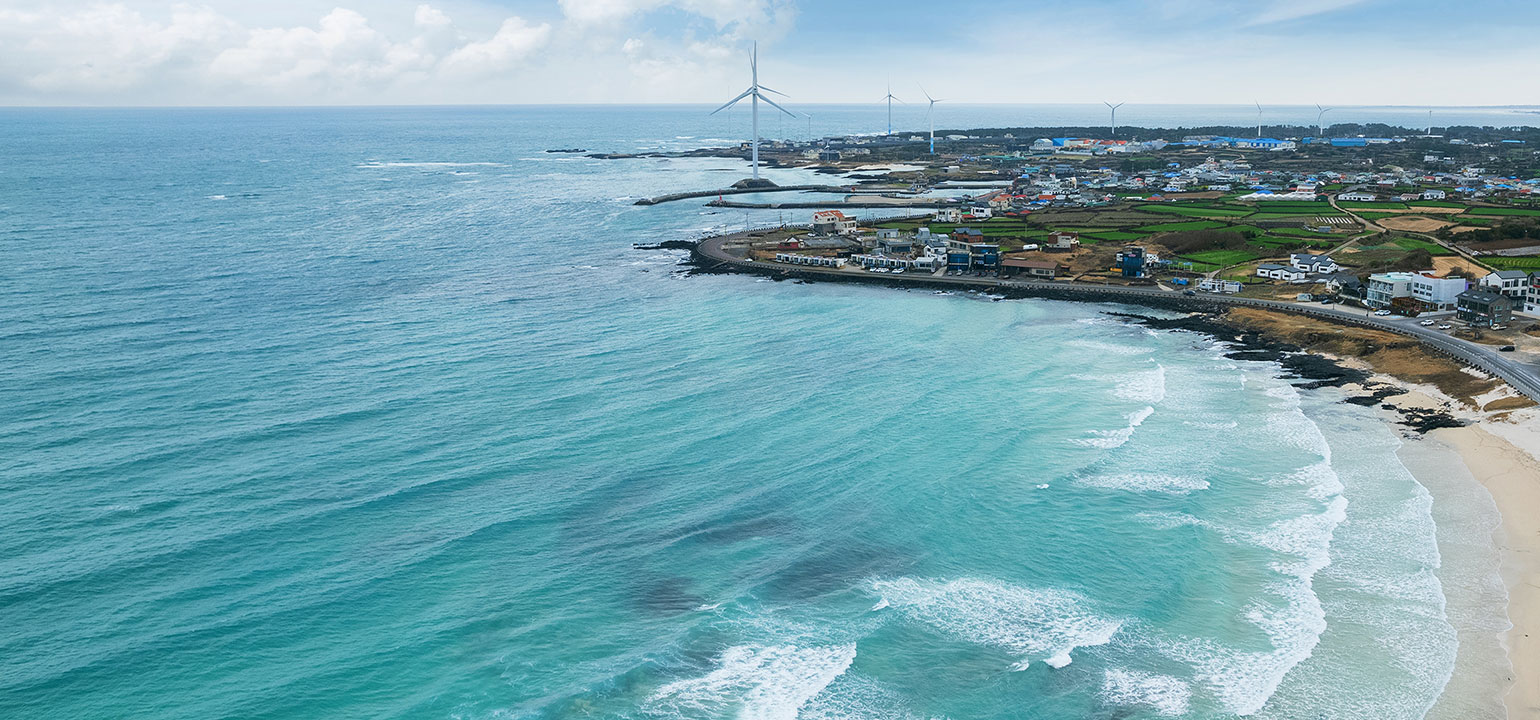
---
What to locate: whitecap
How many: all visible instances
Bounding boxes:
[1073,406,1155,449]
[1101,669,1192,717]
[870,577,1121,671]
[649,644,856,720]
[1077,473,1209,494]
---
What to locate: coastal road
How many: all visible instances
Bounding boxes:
[694,233,1540,402]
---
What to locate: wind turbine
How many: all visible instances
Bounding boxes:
[1255,101,1264,138]
[881,81,904,136]
[710,43,795,181]
[1105,102,1125,137]
[921,85,944,154]
[1315,104,1333,138]
[1427,109,1434,135]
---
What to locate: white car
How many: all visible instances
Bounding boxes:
[1438,324,1452,330]
[1419,319,1436,326]
[1374,310,1392,316]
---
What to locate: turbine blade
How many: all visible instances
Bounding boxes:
[710,88,754,115]
[758,93,797,118]
[758,84,789,98]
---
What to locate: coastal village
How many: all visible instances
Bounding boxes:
[653,124,1540,363]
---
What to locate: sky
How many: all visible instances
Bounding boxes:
[1,0,1537,106]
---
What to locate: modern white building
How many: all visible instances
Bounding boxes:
[1257,263,1308,283]
[1409,273,1468,310]
[1481,270,1531,298]
[1337,191,1377,202]
[1197,278,1244,293]
[1290,253,1340,274]
[1366,272,1418,308]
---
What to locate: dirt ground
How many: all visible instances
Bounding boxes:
[1430,255,1491,277]
[1221,307,1530,410]
[1378,215,1455,232]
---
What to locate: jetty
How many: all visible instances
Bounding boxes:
[635,184,851,206]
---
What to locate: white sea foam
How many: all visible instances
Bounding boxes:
[1101,669,1192,717]
[1077,472,1209,494]
[355,161,506,168]
[1113,364,1167,404]
[1074,406,1155,449]
[870,577,1121,670]
[649,644,857,720]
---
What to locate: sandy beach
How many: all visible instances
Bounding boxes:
[1441,416,1540,719]
[1363,381,1540,718]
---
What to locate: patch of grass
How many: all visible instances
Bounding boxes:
[1341,201,1410,210]
[1246,201,1337,213]
[1082,231,1148,242]
[1485,256,1540,269]
[1136,220,1228,233]
[1136,204,1255,218]
[1407,200,1466,208]
[1180,249,1261,267]
[1266,227,1344,239]
[1466,207,1540,217]
[1392,237,1454,256]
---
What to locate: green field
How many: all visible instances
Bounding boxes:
[1466,207,1540,217]
[1136,204,1255,218]
[1178,249,1261,267]
[1407,200,1467,209]
[1392,237,1454,255]
[1247,202,1337,213]
[1484,256,1540,269]
[1254,237,1333,249]
[1265,227,1344,239]
[1340,201,1410,210]
[1082,231,1147,242]
[1135,220,1228,233]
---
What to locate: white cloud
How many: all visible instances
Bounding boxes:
[1244,0,1372,26]
[0,3,552,103]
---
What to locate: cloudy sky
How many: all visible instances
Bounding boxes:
[1,0,1536,106]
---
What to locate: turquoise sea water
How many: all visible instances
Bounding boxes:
[0,107,1509,719]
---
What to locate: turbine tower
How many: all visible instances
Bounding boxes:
[710,43,795,181]
[881,82,904,136]
[1255,101,1263,138]
[1315,104,1333,138]
[921,85,944,154]
[1105,102,1125,137]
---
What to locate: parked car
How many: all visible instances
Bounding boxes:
[1419,319,1436,326]
[1499,345,1516,352]
[1183,290,1196,296]
[1373,310,1392,316]
[1438,324,1452,330]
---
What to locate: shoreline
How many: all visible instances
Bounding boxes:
[680,245,1540,713]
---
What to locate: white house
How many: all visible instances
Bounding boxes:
[934,208,962,223]
[1197,278,1243,293]
[968,206,993,219]
[811,210,857,236]
[1422,189,1448,200]
[1481,270,1531,298]
[1409,273,1468,311]
[1366,272,1418,308]
[1289,253,1340,274]
[1257,263,1308,283]
[1046,232,1080,252]
[1336,191,1377,202]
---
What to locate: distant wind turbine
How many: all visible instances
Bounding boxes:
[710,43,796,181]
[1105,102,1125,137]
[1315,104,1334,138]
[1427,109,1434,135]
[1255,101,1263,138]
[881,82,904,136]
[921,85,944,154]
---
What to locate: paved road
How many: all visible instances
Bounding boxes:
[696,233,1540,402]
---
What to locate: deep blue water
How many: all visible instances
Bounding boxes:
[0,106,1509,719]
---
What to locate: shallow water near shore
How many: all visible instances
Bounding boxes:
[0,107,1514,718]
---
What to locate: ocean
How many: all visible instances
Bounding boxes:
[0,105,1514,719]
